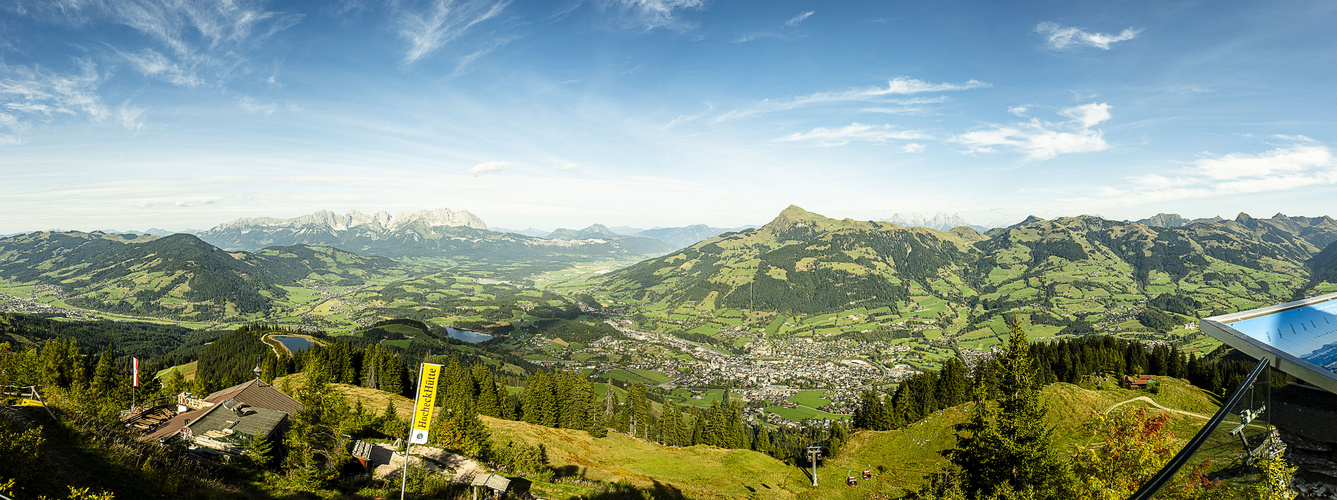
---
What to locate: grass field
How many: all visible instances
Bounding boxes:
[484,375,1224,499]
[786,390,833,409]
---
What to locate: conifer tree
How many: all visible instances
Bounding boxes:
[754,424,772,455]
[727,401,749,449]
[943,318,1067,498]
[625,383,650,439]
[704,400,724,446]
[471,363,501,417]
[90,345,117,395]
[434,403,492,459]
[284,370,350,490]
[690,407,706,445]
[247,433,275,469]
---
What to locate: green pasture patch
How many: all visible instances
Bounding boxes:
[629,369,670,383]
[787,390,833,408]
[765,405,849,421]
[687,325,719,336]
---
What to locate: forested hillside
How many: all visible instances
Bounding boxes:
[0,232,402,321]
[599,207,1337,336]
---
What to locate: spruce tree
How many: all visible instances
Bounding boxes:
[754,424,772,455]
[247,433,275,469]
[90,345,117,395]
[943,318,1067,498]
[471,363,501,417]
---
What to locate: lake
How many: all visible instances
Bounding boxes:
[273,335,314,353]
[444,326,493,343]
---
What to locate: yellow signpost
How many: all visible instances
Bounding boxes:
[409,363,442,444]
[401,362,443,499]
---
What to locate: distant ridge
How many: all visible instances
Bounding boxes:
[1134,213,1193,227]
[197,208,669,260]
[498,223,761,250]
[600,205,1337,320]
[883,212,989,233]
[637,224,758,250]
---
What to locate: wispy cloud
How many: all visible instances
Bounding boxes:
[100,0,302,85]
[399,0,511,65]
[451,35,518,77]
[785,11,813,26]
[600,0,706,31]
[717,77,988,121]
[469,160,513,176]
[902,143,926,154]
[553,162,583,171]
[117,47,205,87]
[117,103,147,132]
[955,103,1111,160]
[0,60,110,143]
[238,96,277,115]
[1035,22,1140,50]
[779,123,931,147]
[1081,137,1337,206]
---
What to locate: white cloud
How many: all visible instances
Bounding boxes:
[717,77,988,121]
[902,143,926,154]
[238,96,277,115]
[955,103,1111,160]
[1008,106,1029,117]
[102,0,302,85]
[469,160,513,176]
[785,11,813,26]
[1062,102,1110,129]
[1193,140,1333,181]
[779,123,931,146]
[399,0,511,64]
[117,103,147,131]
[452,35,517,77]
[553,162,582,171]
[119,48,204,87]
[1035,22,1140,50]
[602,0,706,31]
[0,60,111,142]
[1080,138,1337,206]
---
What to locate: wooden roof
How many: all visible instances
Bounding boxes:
[470,473,511,491]
[141,378,302,443]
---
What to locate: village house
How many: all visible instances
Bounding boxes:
[130,368,302,457]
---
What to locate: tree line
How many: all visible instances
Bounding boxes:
[855,333,1280,432]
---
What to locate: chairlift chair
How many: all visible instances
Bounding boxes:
[846,470,858,487]
[862,464,873,480]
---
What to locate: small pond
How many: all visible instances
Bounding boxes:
[272,335,314,353]
[444,326,494,343]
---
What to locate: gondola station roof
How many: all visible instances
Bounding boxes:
[1200,291,1337,394]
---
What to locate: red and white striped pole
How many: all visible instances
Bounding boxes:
[132,358,139,411]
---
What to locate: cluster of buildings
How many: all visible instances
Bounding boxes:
[0,289,95,318]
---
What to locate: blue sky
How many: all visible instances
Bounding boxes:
[2,0,1335,233]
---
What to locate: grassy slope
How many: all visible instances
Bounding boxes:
[489,376,1219,499]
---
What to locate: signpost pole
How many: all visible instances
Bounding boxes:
[400,363,442,500]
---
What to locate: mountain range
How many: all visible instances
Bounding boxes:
[195,209,670,260]
[5,206,1337,330]
[883,212,990,232]
[493,223,758,250]
[0,231,397,320]
[600,205,1337,327]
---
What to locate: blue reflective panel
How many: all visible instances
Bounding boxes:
[1228,301,1337,371]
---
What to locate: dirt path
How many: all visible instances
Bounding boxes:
[1103,396,1210,420]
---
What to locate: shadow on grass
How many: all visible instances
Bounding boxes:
[581,480,688,500]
